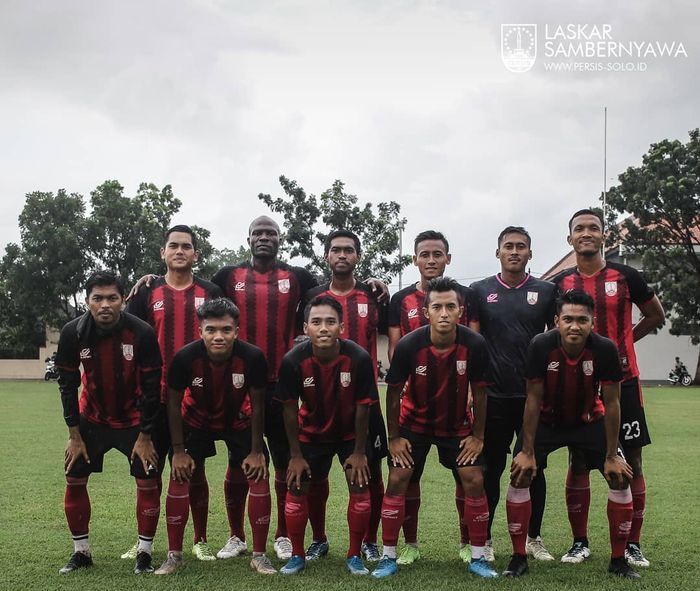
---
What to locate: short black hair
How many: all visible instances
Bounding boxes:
[556,289,595,314]
[304,295,343,322]
[424,276,463,307]
[165,224,198,251]
[568,208,604,232]
[324,229,361,255]
[497,226,531,248]
[196,297,240,324]
[414,230,449,254]
[85,270,124,298]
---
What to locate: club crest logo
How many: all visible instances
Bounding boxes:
[80,348,91,359]
[487,293,498,303]
[456,360,467,375]
[234,281,246,291]
[582,360,594,376]
[121,344,134,361]
[340,372,351,387]
[415,365,427,376]
[605,281,617,296]
[278,279,290,294]
[153,300,164,311]
[357,303,368,318]
[407,308,419,319]
[527,291,538,305]
[501,24,537,73]
[194,297,205,309]
[192,377,203,387]
[232,373,245,388]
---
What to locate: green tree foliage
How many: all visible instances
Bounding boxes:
[606,128,700,381]
[259,176,410,282]
[197,245,250,279]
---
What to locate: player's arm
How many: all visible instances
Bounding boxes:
[125,274,158,301]
[364,278,389,303]
[601,382,633,485]
[510,379,543,487]
[242,384,267,482]
[457,383,486,465]
[386,382,412,467]
[633,295,664,342]
[282,400,311,490]
[387,326,401,362]
[167,385,195,482]
[345,403,370,487]
[131,331,162,473]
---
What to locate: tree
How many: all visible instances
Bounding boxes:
[606,128,700,382]
[197,245,250,279]
[259,176,410,282]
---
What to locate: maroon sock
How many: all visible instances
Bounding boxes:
[188,465,209,543]
[274,472,288,538]
[65,476,91,537]
[403,482,421,544]
[455,483,469,544]
[464,494,489,547]
[565,469,591,539]
[307,478,329,542]
[380,493,405,547]
[165,479,190,552]
[284,491,308,557]
[248,478,271,553]
[506,486,531,555]
[629,476,646,544]
[135,478,160,541]
[607,489,633,559]
[348,491,371,558]
[224,466,249,540]
[364,476,384,544]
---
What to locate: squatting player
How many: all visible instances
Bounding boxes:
[56,271,162,574]
[551,209,664,567]
[276,296,378,575]
[505,289,639,580]
[469,226,557,563]
[373,277,498,580]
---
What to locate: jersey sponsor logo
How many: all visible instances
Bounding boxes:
[122,344,134,361]
[357,303,368,318]
[340,371,351,387]
[456,360,467,375]
[407,308,419,319]
[415,365,427,376]
[381,508,400,518]
[303,376,315,387]
[80,348,91,359]
[278,278,290,293]
[153,300,164,311]
[582,360,594,376]
[527,291,538,305]
[605,281,617,296]
[194,297,205,309]
[487,293,498,303]
[234,281,246,291]
[232,373,245,388]
[192,377,204,387]
[620,355,629,370]
[547,361,559,372]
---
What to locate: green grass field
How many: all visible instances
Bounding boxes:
[1,382,698,590]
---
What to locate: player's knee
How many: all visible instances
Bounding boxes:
[625,449,643,476]
[386,467,412,494]
[458,467,484,496]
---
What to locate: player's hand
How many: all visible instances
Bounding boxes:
[131,433,158,475]
[125,274,157,301]
[64,436,90,474]
[344,452,370,488]
[389,437,413,468]
[242,452,268,482]
[366,278,389,303]
[603,455,633,488]
[171,451,195,483]
[510,451,537,488]
[286,456,311,491]
[457,436,483,466]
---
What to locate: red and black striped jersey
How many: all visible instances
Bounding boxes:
[167,339,268,431]
[275,339,378,444]
[56,312,162,432]
[550,262,654,381]
[126,276,222,402]
[525,329,622,427]
[388,283,478,336]
[212,262,317,382]
[386,325,489,437]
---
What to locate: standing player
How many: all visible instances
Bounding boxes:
[551,209,664,567]
[505,289,639,579]
[276,295,378,575]
[56,271,162,574]
[469,226,557,563]
[372,277,498,579]
[387,231,478,564]
[125,225,223,561]
[154,298,275,575]
[301,230,388,563]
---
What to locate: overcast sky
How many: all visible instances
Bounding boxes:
[1,0,697,289]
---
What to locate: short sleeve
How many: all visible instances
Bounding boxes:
[137,328,162,373]
[468,335,489,384]
[354,351,379,405]
[168,349,193,391]
[274,355,299,403]
[596,338,623,384]
[388,292,402,327]
[524,334,550,381]
[125,285,150,321]
[386,336,412,386]
[246,347,269,390]
[624,267,655,306]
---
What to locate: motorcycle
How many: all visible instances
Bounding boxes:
[668,364,693,387]
[44,357,59,381]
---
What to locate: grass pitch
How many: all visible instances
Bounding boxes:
[0,381,698,590]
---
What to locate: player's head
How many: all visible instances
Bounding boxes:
[496,226,532,275]
[555,289,595,348]
[304,295,344,352]
[162,224,199,272]
[413,230,451,281]
[423,276,463,334]
[197,298,240,359]
[324,230,361,278]
[248,215,281,260]
[85,270,125,329]
[567,208,604,257]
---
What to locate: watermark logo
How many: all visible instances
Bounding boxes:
[501,24,537,73]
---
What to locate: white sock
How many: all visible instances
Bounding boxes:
[382,546,397,559]
[471,546,485,560]
[73,535,90,554]
[138,536,153,554]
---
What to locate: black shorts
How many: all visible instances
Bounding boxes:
[265,383,290,471]
[151,405,171,465]
[389,428,485,473]
[513,419,621,471]
[484,396,526,459]
[619,378,651,449]
[66,417,157,479]
[299,439,360,482]
[183,426,269,468]
[368,403,388,463]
